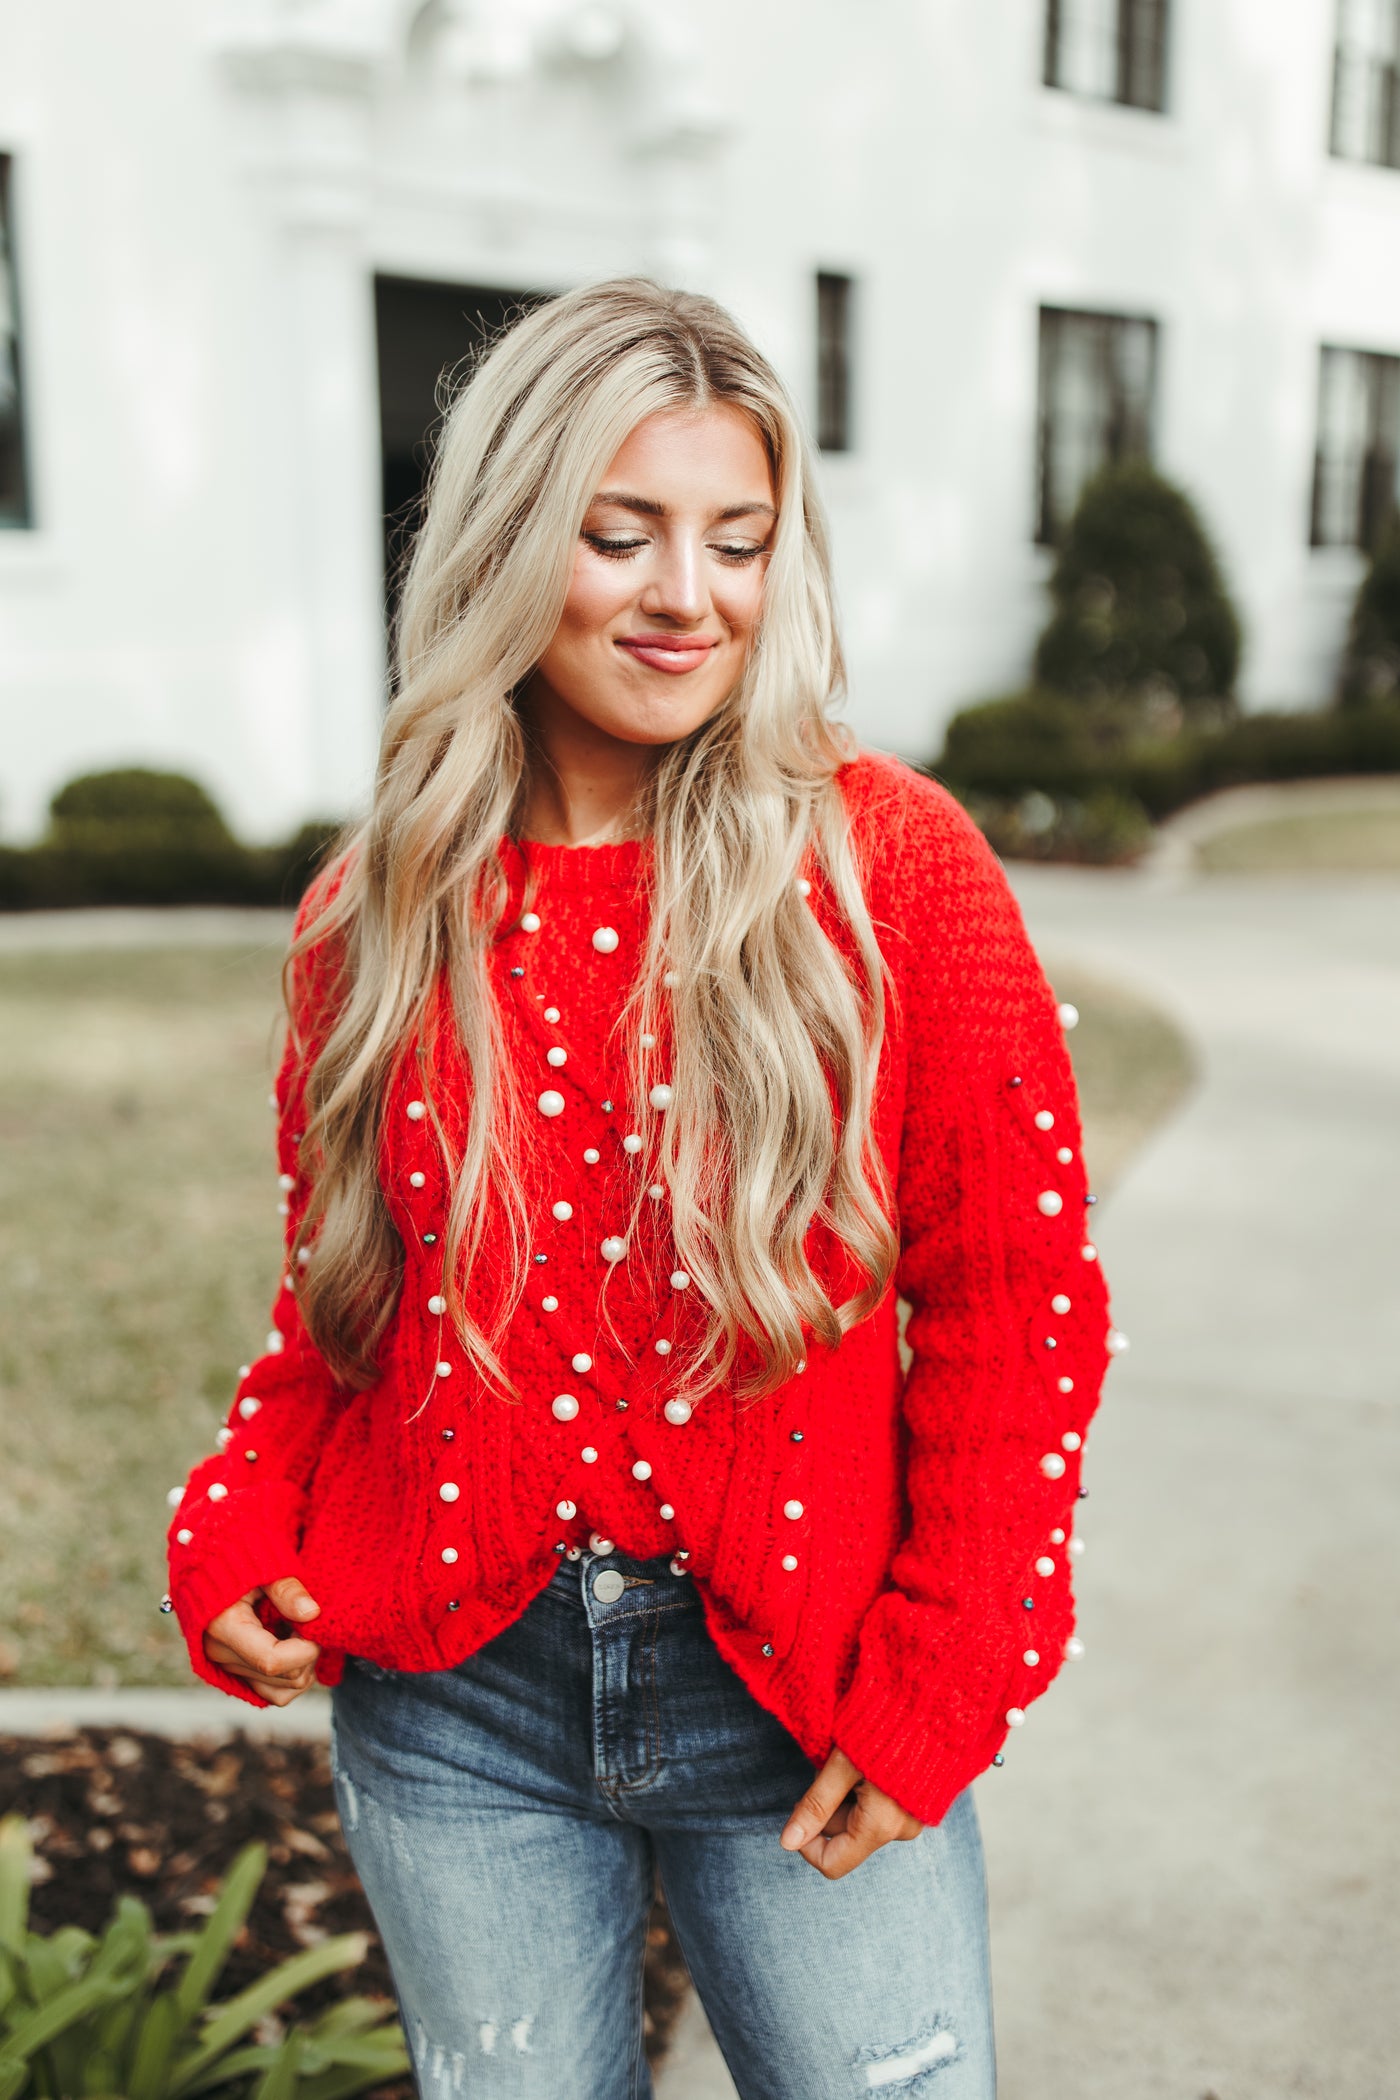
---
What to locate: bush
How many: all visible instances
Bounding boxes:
[1033,459,1243,717]
[1336,508,1400,710]
[0,1816,408,2097]
[956,784,1153,866]
[0,771,344,911]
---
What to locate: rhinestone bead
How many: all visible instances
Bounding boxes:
[552,1394,579,1421]
[592,926,620,953]
[761,1643,774,1657]
[538,1090,566,1118]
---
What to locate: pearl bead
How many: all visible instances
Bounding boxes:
[436,1360,452,1377]
[1107,1327,1130,1354]
[216,1428,232,1447]
[640,1032,657,1048]
[543,1007,560,1023]
[552,1200,573,1221]
[265,1331,283,1353]
[552,1394,579,1420]
[663,970,678,987]
[1034,1110,1055,1131]
[556,1499,577,1520]
[1023,1649,1040,1666]
[1035,1555,1055,1576]
[1050,1527,1065,1544]
[670,1270,690,1289]
[410,1170,426,1188]
[1058,1002,1079,1030]
[622,1133,643,1154]
[581,1446,598,1463]
[441,1547,458,1564]
[1065,1636,1085,1660]
[1051,1293,1071,1314]
[1039,1452,1066,1478]
[278,1171,296,1192]
[664,1398,692,1425]
[590,1533,614,1554]
[520,911,541,933]
[592,926,620,953]
[546,1047,567,1068]
[541,1295,558,1312]
[783,1498,804,1520]
[176,1528,193,1545]
[1058,1376,1075,1394]
[538,1090,565,1118]
[583,1148,600,1164]
[669,1555,688,1576]
[238,1397,261,1419]
[1005,1706,1026,1727]
[1037,1191,1063,1217]
[655,1338,672,1356]
[649,1083,673,1111]
[438,1482,460,1503]
[1061,1429,1081,1450]
[648,1185,665,1201]
[797,877,811,896]
[1081,1242,1098,1261]
[659,1502,675,1519]
[781,1553,798,1571]
[208,1482,228,1501]
[407,1100,427,1121]
[428,1294,446,1316]
[571,1352,592,1374]
[1068,1534,1085,1557]
[1057,1147,1074,1164]
[632,1459,653,1480]
[600,1236,627,1263]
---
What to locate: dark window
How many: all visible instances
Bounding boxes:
[1043,0,1170,112]
[1310,344,1400,548]
[374,275,546,623]
[0,155,31,529]
[1329,0,1400,168]
[815,272,854,452]
[1035,305,1158,544]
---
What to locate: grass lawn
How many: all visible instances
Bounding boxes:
[1195,798,1400,873]
[0,942,1193,1689]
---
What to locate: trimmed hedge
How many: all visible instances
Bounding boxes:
[0,768,343,911]
[1336,509,1400,709]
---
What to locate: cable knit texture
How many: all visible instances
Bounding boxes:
[167,751,1112,1828]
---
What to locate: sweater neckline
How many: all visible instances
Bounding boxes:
[510,833,649,891]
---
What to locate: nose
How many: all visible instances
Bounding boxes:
[640,528,709,625]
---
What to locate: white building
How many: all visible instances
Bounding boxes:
[2,0,1399,843]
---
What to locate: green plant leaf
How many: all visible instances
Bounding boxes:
[0,2055,27,2100]
[297,2049,413,2100]
[250,2030,304,2100]
[304,1999,392,2040]
[2,1970,128,2059]
[0,1824,29,1955]
[173,1842,267,2028]
[127,1990,181,2100]
[169,1934,368,2094]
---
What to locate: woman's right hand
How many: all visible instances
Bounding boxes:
[203,1578,323,1705]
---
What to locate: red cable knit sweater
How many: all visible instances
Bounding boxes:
[167,751,1112,1828]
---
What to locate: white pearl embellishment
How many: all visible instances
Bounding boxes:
[438,1482,460,1502]
[410,1171,426,1189]
[1107,1328,1131,1353]
[238,1397,261,1419]
[571,1353,592,1374]
[640,1031,656,1048]
[590,1533,614,1554]
[670,1270,690,1289]
[1037,1191,1063,1216]
[441,1547,458,1563]
[632,1459,652,1480]
[623,1133,643,1153]
[782,1553,798,1571]
[520,911,540,933]
[552,1394,579,1420]
[1035,1110,1054,1130]
[659,1503,675,1519]
[648,1084,673,1111]
[1058,1003,1080,1029]
[664,1398,692,1425]
[176,1528,193,1545]
[797,877,811,896]
[207,1482,227,1501]
[600,1236,627,1263]
[583,1148,600,1164]
[1006,1706,1026,1726]
[592,926,620,953]
[783,1499,804,1520]
[581,1447,598,1463]
[1065,1636,1085,1660]
[1051,1293,1071,1314]
[552,1201,573,1221]
[1058,1147,1074,1164]
[544,1007,560,1023]
[1082,1243,1098,1261]
[1023,1649,1040,1666]
[557,1499,577,1520]
[428,1295,446,1316]
[546,1047,567,1068]
[655,1338,672,1355]
[436,1361,452,1378]
[1050,1527,1065,1544]
[1039,1452,1066,1478]
[1061,1429,1081,1450]
[538,1091,565,1118]
[1035,1555,1055,1576]
[407,1100,426,1120]
[1058,1376,1075,1394]
[541,1295,558,1312]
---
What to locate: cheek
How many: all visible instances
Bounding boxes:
[555,554,634,646]
[716,565,768,642]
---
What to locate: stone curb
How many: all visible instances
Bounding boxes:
[0,1686,330,1738]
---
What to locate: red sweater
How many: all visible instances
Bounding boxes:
[168,751,1112,1828]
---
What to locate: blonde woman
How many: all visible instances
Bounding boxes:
[167,279,1111,2098]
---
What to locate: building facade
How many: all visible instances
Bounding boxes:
[2,0,1399,841]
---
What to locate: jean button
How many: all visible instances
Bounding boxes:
[593,1569,626,1604]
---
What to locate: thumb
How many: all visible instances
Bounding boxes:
[264,1576,321,1623]
[780,1748,861,1850]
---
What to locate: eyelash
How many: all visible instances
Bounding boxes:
[584,533,764,566]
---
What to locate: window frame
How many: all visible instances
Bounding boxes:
[1042,0,1172,115]
[1328,0,1400,170]
[1034,303,1160,545]
[1310,342,1400,550]
[0,151,33,531]
[815,270,855,455]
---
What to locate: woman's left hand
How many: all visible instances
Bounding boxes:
[779,1748,923,1879]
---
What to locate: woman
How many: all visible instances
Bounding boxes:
[168,279,1111,2098]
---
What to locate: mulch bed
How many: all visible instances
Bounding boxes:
[0,1726,692,2092]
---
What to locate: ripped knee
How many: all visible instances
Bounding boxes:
[855,2022,961,2091]
[413,2013,535,2091]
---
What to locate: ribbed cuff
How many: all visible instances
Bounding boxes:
[833,1663,1006,1829]
[168,1493,308,1708]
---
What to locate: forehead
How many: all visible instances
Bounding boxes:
[594,404,775,505]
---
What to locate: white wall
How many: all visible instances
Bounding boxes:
[1,0,1397,843]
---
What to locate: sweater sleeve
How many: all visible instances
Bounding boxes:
[832,777,1112,1825]
[165,879,351,1704]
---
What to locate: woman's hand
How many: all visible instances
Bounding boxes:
[203,1578,322,1705]
[779,1748,923,1879]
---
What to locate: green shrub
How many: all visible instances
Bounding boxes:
[955,784,1153,866]
[0,1815,408,2098]
[1033,459,1243,715]
[1336,508,1400,709]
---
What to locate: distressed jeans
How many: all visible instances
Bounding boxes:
[330,1549,997,2099]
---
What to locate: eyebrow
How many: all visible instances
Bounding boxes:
[590,490,778,525]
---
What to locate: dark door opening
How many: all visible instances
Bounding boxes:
[374,274,545,642]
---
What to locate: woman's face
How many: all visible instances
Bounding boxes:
[528,403,777,748]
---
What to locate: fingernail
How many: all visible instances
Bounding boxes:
[293,1599,316,1618]
[780,1821,804,1850]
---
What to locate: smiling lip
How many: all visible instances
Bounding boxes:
[615,634,720,675]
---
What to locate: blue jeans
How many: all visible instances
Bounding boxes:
[330,1549,996,2098]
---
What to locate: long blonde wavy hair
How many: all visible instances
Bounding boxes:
[289,277,898,1403]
